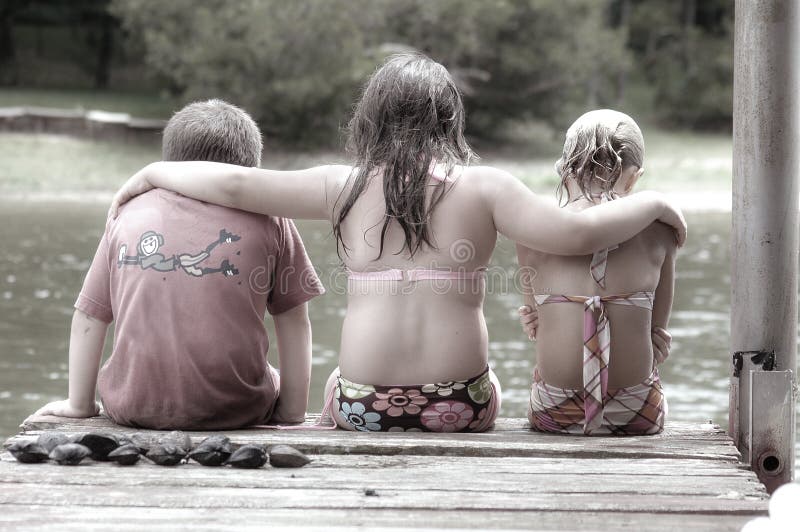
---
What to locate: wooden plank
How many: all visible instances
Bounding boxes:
[0,505,763,532]
[0,482,768,514]
[0,457,766,498]
[8,417,742,461]
[0,452,757,477]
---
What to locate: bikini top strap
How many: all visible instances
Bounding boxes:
[589,193,619,289]
[348,268,487,281]
[533,292,654,310]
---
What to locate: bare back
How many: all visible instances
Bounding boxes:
[334,166,498,384]
[519,209,674,390]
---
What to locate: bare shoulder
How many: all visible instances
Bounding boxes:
[458,165,524,207]
[642,220,678,255]
[460,165,515,184]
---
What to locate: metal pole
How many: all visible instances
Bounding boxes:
[732,0,798,492]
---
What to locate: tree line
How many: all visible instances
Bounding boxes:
[0,0,732,144]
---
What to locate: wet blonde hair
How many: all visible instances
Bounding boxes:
[555,109,644,205]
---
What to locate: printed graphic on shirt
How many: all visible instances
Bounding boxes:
[117,229,241,277]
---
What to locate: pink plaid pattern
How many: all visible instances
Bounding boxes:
[589,246,615,288]
[533,291,655,435]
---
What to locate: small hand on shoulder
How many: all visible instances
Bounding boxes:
[109,163,158,218]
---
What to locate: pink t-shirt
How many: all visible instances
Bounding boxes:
[76,189,324,430]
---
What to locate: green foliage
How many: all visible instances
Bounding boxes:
[111,0,370,144]
[625,0,733,129]
[375,0,631,136]
[7,0,733,144]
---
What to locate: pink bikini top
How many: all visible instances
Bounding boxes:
[348,268,486,281]
[348,164,484,282]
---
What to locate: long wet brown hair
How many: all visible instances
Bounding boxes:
[333,53,475,259]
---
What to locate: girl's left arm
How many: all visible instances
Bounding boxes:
[110,162,352,220]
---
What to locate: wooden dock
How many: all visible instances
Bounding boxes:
[1,415,768,531]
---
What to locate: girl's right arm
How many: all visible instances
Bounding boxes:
[110,162,352,220]
[481,167,686,255]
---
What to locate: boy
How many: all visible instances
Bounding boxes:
[33,100,324,429]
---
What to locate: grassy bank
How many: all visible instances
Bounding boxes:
[0,88,178,119]
[0,129,731,196]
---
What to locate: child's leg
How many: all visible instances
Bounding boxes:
[322,367,356,431]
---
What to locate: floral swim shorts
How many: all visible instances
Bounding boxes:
[334,367,498,432]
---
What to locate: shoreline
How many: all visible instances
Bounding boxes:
[0,189,734,213]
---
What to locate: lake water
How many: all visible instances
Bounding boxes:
[0,200,796,464]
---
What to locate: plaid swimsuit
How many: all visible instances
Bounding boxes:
[528,244,667,436]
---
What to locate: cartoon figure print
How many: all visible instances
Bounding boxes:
[118,229,241,277]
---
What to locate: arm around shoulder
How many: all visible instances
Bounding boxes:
[113,162,351,221]
[481,167,685,254]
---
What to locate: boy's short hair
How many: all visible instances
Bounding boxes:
[162,99,262,167]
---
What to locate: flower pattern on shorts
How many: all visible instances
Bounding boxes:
[340,401,381,431]
[468,407,489,430]
[340,380,376,399]
[372,388,428,417]
[420,401,474,432]
[420,380,466,397]
[467,372,493,404]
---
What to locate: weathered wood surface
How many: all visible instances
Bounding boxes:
[0,416,768,531]
[9,415,745,460]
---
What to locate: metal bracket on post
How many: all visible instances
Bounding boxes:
[749,370,796,492]
[729,375,739,444]
[732,350,775,455]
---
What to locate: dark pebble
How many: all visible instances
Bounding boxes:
[107,444,140,466]
[187,436,233,466]
[226,444,267,469]
[146,444,186,466]
[268,445,310,468]
[8,440,49,464]
[49,443,91,465]
[71,432,120,461]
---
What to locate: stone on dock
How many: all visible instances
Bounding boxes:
[267,445,310,468]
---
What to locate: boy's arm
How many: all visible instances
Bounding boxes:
[110,162,351,221]
[484,167,686,254]
[652,240,678,364]
[31,309,107,418]
[270,303,312,424]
